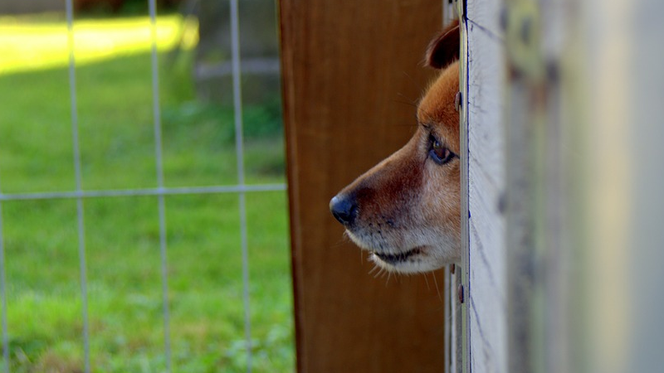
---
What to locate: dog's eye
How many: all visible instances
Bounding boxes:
[429,136,456,165]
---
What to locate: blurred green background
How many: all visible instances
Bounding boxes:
[0,0,293,372]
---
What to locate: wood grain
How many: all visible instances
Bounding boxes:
[465,0,504,40]
[464,3,508,373]
[279,1,448,372]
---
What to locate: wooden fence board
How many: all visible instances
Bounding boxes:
[462,2,508,373]
[279,1,448,372]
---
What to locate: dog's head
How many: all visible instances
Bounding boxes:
[329,21,461,273]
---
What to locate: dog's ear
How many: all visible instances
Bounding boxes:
[425,20,460,69]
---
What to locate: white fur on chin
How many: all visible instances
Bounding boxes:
[345,229,460,274]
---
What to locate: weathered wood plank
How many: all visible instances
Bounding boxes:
[466,0,504,40]
[464,2,507,373]
[462,1,664,373]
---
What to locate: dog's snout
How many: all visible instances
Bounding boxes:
[329,194,358,226]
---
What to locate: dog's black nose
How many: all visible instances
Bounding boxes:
[329,194,358,226]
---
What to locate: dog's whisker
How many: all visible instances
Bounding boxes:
[330,240,347,249]
[400,70,424,91]
[372,266,381,278]
[432,272,443,303]
[393,94,419,109]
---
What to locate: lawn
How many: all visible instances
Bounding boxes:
[0,12,293,373]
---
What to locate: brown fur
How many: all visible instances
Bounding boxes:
[330,22,461,273]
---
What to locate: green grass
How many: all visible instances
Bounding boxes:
[0,13,292,373]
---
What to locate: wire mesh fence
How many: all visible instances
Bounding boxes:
[0,0,291,372]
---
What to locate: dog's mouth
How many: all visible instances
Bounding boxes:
[372,246,425,265]
[345,230,440,272]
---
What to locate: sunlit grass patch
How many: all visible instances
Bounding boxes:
[0,13,198,75]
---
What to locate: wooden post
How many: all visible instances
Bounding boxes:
[279,1,447,372]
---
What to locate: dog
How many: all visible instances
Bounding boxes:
[329,21,461,274]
